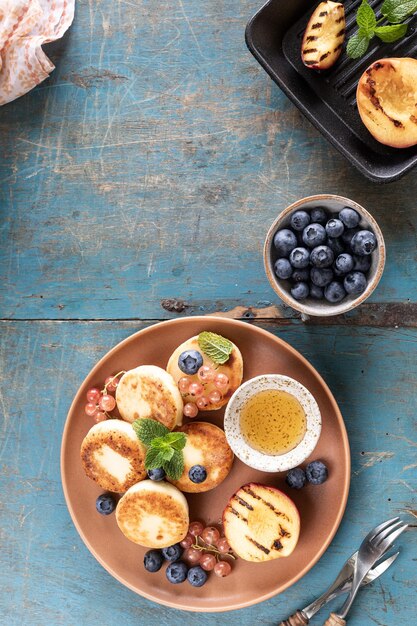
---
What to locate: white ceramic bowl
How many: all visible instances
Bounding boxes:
[264,194,386,317]
[224,374,321,472]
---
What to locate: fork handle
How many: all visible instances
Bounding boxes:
[323,613,346,626]
[279,611,309,626]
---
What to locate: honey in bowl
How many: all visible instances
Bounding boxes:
[240,389,307,456]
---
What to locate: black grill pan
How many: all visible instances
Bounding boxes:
[245,0,417,182]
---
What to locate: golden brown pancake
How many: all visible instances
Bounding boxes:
[115,365,183,429]
[166,336,243,411]
[80,420,147,492]
[116,480,189,548]
[167,422,234,493]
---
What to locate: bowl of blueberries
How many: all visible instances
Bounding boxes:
[264,195,385,317]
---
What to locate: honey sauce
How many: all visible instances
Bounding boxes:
[240,389,306,455]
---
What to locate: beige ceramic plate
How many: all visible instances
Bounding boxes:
[61,317,350,612]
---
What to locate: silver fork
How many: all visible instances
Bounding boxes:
[323,517,408,626]
[278,551,399,626]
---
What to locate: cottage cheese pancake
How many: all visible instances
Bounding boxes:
[167,336,243,411]
[116,480,189,548]
[80,420,147,492]
[116,365,183,429]
[168,422,234,493]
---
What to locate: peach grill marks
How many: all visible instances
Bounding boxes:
[246,537,271,555]
[233,494,254,510]
[242,485,291,522]
[227,505,248,523]
[365,65,404,128]
[245,536,285,555]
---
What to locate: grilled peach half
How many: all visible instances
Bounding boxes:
[357,58,417,149]
[302,1,345,70]
[223,483,300,562]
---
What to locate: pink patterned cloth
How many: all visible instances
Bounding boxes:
[0,0,74,105]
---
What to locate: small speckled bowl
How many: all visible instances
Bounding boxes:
[264,194,386,317]
[224,374,321,472]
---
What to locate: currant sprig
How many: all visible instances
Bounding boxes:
[84,371,126,422]
[179,364,230,419]
[180,521,236,577]
[192,535,237,560]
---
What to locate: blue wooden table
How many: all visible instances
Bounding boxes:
[1,1,416,624]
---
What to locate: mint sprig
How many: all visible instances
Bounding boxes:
[133,418,186,481]
[198,331,233,365]
[347,0,415,59]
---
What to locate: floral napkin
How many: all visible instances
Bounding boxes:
[0,0,74,105]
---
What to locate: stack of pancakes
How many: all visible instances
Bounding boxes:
[80,336,242,548]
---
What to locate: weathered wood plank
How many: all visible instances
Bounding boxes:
[1,321,415,625]
[0,0,416,321]
[2,301,416,327]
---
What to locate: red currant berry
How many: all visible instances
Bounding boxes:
[201,526,220,545]
[214,561,232,577]
[188,521,204,537]
[99,394,116,412]
[85,403,98,417]
[86,388,101,403]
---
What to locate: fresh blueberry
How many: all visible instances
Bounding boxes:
[335,253,354,274]
[291,282,309,300]
[274,258,293,280]
[310,207,327,224]
[353,254,371,272]
[273,229,298,257]
[290,210,310,231]
[350,230,377,256]
[187,566,208,588]
[162,543,183,562]
[178,350,203,375]
[302,223,326,248]
[144,549,164,573]
[286,467,306,489]
[96,493,116,515]
[310,284,324,300]
[166,561,188,584]
[292,268,310,282]
[341,227,360,247]
[326,237,345,256]
[324,281,346,303]
[188,465,207,484]
[310,245,334,268]
[147,467,166,481]
[305,460,328,485]
[339,207,360,229]
[333,265,345,278]
[344,271,367,295]
[289,247,310,269]
[310,267,334,287]
[325,218,344,238]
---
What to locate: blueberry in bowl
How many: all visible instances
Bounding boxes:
[263,195,385,318]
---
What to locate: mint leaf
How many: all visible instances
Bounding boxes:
[347,30,372,58]
[382,0,417,23]
[132,418,169,446]
[134,420,187,479]
[162,450,184,481]
[162,432,187,451]
[375,23,408,41]
[198,331,233,365]
[356,0,377,33]
[150,435,170,450]
[161,446,175,462]
[145,447,166,470]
